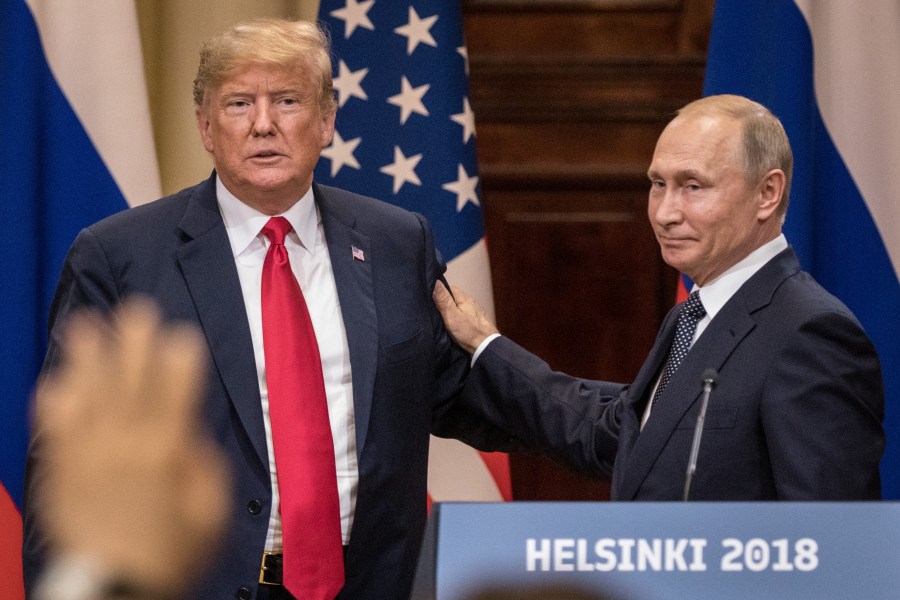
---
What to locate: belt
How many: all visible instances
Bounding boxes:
[259,552,284,586]
[259,548,349,586]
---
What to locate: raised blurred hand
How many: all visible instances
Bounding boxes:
[33,299,231,596]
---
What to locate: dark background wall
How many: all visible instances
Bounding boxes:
[463,0,716,500]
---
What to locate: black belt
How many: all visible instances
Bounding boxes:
[259,548,349,586]
[259,552,284,586]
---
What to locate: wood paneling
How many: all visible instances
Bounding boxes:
[464,0,686,57]
[463,0,713,500]
[470,57,707,122]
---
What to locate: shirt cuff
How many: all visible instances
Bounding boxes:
[33,554,111,600]
[471,333,502,366]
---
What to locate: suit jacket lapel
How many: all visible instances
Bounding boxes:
[615,248,800,499]
[612,307,678,497]
[176,175,269,466]
[617,310,754,499]
[314,184,377,456]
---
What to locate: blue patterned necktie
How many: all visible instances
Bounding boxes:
[651,291,707,407]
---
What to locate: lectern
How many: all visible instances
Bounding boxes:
[412,502,900,600]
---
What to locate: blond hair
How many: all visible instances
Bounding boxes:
[193,18,336,117]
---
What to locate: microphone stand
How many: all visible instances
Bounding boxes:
[683,369,718,501]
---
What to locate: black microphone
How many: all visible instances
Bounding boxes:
[683,368,718,501]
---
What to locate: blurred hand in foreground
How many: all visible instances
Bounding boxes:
[33,299,231,596]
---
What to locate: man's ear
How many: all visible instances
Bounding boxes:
[757,168,786,221]
[196,107,214,153]
[320,110,336,148]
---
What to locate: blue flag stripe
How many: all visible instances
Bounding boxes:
[0,0,128,509]
[703,0,900,498]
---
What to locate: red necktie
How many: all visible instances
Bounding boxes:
[260,216,344,599]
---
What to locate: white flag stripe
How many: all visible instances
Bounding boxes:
[427,436,503,501]
[428,240,500,500]
[795,0,900,280]
[444,239,496,322]
[26,0,161,207]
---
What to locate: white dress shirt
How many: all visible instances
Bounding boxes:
[216,177,358,548]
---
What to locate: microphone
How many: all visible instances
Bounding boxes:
[683,368,718,501]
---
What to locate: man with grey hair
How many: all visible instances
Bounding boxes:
[24,18,505,600]
[434,94,885,501]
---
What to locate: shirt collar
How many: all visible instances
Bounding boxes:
[694,234,788,320]
[215,175,319,257]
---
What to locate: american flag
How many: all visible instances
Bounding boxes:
[316,0,511,503]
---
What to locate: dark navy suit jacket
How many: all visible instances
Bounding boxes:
[463,248,885,500]
[23,174,500,599]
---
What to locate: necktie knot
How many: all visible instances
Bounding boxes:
[262,216,292,246]
[682,291,706,321]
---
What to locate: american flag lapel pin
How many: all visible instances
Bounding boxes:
[351,245,366,262]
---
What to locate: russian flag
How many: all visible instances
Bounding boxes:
[703,0,900,498]
[0,0,160,594]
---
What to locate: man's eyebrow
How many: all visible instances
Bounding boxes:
[271,87,305,95]
[647,168,705,180]
[678,169,705,180]
[218,88,252,99]
[219,86,307,96]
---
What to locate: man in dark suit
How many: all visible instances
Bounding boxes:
[434,94,885,501]
[24,18,500,600]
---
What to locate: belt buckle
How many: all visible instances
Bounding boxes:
[259,551,283,586]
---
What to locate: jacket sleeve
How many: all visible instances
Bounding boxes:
[461,335,628,478]
[22,226,122,595]
[761,309,884,499]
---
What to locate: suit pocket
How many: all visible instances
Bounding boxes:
[382,328,424,365]
[677,407,739,430]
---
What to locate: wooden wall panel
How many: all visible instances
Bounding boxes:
[476,121,665,172]
[484,186,666,380]
[463,0,713,500]
[464,0,686,56]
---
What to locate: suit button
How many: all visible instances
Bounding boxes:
[235,587,251,600]
[247,500,262,514]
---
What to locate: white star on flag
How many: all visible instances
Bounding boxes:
[387,76,430,125]
[393,6,438,55]
[329,0,375,39]
[380,146,423,193]
[450,97,476,143]
[457,46,470,76]
[333,60,368,107]
[442,164,480,212]
[321,130,362,177]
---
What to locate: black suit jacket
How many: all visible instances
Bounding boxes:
[463,248,885,500]
[23,174,500,599]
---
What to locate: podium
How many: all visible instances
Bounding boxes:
[412,502,900,600]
